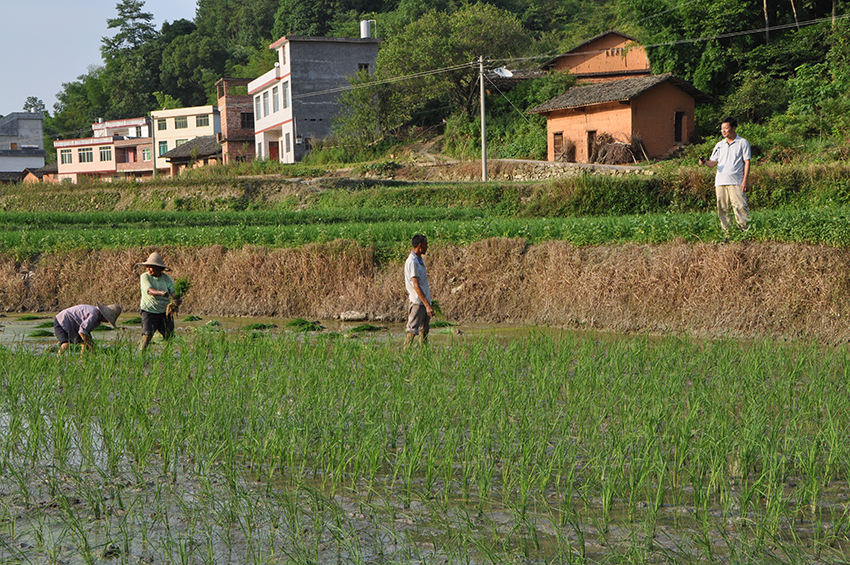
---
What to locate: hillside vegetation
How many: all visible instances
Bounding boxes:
[14,0,848,169]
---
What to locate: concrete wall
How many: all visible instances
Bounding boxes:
[0,151,45,172]
[0,112,44,150]
[288,39,377,161]
[249,37,378,163]
[552,35,651,79]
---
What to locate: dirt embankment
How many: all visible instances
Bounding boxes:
[2,239,849,341]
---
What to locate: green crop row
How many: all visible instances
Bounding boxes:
[4,207,850,260]
[0,206,487,230]
[0,332,848,563]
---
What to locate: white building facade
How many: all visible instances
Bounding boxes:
[150,106,221,172]
[248,28,379,163]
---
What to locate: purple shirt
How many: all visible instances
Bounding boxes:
[55,304,102,338]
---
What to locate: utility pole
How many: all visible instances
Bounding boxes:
[479,55,487,182]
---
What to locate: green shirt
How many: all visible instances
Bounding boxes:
[139,272,175,314]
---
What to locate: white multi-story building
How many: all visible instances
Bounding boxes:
[55,117,152,183]
[150,105,221,172]
[249,23,379,163]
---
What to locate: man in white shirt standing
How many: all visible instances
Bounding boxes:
[404,234,435,347]
[699,116,751,239]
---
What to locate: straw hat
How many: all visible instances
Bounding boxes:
[137,251,170,271]
[97,303,122,327]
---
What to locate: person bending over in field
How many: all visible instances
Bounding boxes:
[54,303,122,355]
[137,251,178,351]
[404,234,435,348]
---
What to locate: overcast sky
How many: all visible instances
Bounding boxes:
[1,0,197,115]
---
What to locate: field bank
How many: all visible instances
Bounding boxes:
[2,239,849,341]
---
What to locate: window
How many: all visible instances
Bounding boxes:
[100,146,112,162]
[256,143,262,159]
[175,116,188,129]
[241,112,254,129]
[135,126,142,137]
[255,96,261,119]
[157,119,167,131]
[142,147,151,161]
[358,63,370,72]
[272,86,280,113]
[285,132,291,153]
[60,149,72,164]
[78,147,93,163]
[176,139,188,147]
[281,81,289,109]
[263,91,270,116]
[158,140,168,156]
[196,114,210,128]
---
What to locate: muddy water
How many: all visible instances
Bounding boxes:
[0,311,569,349]
[2,314,845,564]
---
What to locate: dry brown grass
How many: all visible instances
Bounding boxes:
[4,239,850,341]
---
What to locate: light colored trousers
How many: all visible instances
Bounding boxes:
[715,184,749,232]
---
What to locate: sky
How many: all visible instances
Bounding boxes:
[0,0,198,115]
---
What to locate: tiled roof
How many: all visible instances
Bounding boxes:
[541,30,638,69]
[528,73,712,114]
[37,161,59,174]
[161,136,221,160]
[0,171,22,182]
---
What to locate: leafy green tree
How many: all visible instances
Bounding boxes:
[781,19,850,136]
[160,32,229,106]
[50,66,110,140]
[101,0,161,118]
[101,0,157,54]
[273,0,394,38]
[375,2,531,125]
[224,40,278,80]
[197,0,280,46]
[23,97,46,114]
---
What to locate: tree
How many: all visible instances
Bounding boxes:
[101,0,157,56]
[101,0,162,118]
[374,2,531,126]
[51,66,111,139]
[23,97,46,115]
[160,32,229,106]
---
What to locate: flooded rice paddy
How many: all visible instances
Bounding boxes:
[1,312,849,564]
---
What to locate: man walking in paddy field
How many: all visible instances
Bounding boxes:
[404,234,435,347]
[699,116,751,239]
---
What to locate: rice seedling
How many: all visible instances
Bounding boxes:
[32,321,53,329]
[17,314,41,321]
[242,322,276,331]
[0,331,849,563]
[27,329,54,338]
[347,323,381,333]
[123,316,143,324]
[285,318,323,332]
[183,315,202,322]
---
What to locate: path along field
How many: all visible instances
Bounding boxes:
[1,331,849,564]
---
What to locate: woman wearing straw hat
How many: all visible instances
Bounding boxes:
[137,251,177,350]
[54,302,122,354]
